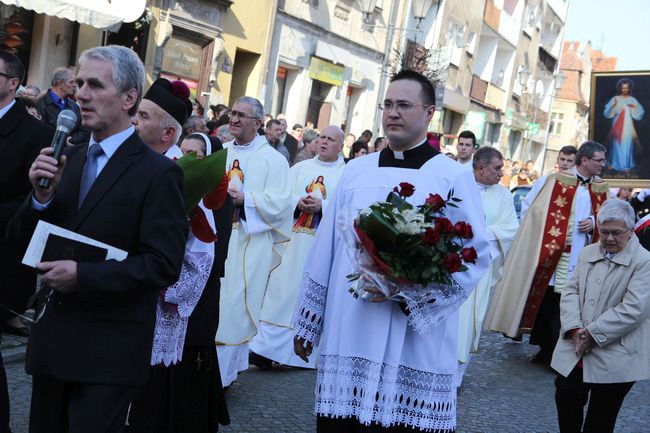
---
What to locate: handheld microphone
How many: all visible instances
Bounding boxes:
[37,109,78,189]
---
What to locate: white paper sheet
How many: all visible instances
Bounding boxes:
[22,220,128,268]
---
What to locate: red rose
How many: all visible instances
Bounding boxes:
[444,252,462,273]
[397,182,415,197]
[461,247,477,264]
[435,217,454,234]
[421,227,441,245]
[425,193,445,211]
[453,221,473,239]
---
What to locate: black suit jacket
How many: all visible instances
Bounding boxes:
[0,99,54,323]
[36,91,89,145]
[9,131,188,385]
[283,133,299,164]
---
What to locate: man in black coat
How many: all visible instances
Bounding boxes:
[9,46,188,433]
[0,51,54,433]
[35,67,89,145]
[277,116,299,164]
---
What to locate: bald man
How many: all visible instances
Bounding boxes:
[250,125,346,369]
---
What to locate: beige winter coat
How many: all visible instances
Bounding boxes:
[551,234,650,383]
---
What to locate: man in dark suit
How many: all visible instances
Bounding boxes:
[35,67,89,145]
[9,45,188,433]
[0,50,53,433]
[277,115,298,164]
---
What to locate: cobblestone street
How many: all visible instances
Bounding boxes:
[6,331,650,432]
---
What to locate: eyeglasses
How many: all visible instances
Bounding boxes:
[379,101,433,113]
[588,157,606,164]
[228,110,259,120]
[598,228,631,238]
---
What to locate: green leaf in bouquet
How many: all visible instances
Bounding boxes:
[176,148,228,214]
[451,197,462,202]
[447,202,458,208]
[358,209,400,250]
[386,192,413,210]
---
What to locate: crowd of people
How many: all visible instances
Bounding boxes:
[0,45,649,433]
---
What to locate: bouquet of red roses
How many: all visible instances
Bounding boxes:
[339,182,477,330]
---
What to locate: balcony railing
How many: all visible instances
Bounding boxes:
[486,84,506,111]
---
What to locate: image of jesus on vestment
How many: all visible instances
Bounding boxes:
[293,175,326,234]
[228,159,244,225]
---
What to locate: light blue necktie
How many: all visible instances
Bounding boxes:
[78,143,104,209]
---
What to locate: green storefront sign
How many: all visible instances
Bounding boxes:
[308,57,345,86]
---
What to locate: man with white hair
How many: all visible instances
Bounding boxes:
[250,125,346,369]
[10,45,187,433]
[216,96,292,387]
[456,147,518,382]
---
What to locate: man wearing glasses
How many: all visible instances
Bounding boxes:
[215,96,292,388]
[35,67,89,145]
[486,141,610,366]
[0,49,54,433]
[293,70,490,432]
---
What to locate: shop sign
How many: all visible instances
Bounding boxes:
[162,37,203,80]
[308,57,344,86]
[527,122,540,135]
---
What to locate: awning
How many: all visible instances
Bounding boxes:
[1,0,146,29]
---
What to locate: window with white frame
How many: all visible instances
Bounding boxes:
[550,112,564,135]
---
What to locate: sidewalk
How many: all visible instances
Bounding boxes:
[1,333,27,364]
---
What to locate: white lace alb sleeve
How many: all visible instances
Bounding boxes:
[292,273,328,346]
[164,249,214,318]
[403,280,468,334]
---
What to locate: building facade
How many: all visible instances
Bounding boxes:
[263,0,399,134]
[546,40,617,170]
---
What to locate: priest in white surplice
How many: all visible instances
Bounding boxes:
[250,125,346,369]
[216,96,292,387]
[456,147,518,382]
[292,70,490,433]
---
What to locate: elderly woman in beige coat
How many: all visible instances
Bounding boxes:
[551,198,650,433]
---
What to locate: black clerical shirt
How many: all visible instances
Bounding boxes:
[378,139,440,169]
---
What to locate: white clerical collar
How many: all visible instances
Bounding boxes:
[232,135,259,151]
[390,139,427,160]
[315,155,343,167]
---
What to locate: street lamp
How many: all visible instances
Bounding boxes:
[539,70,567,172]
[412,0,436,29]
[518,67,531,92]
[359,0,378,25]
[359,0,436,28]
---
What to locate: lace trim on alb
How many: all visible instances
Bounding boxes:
[316,354,456,432]
[291,273,327,346]
[403,280,467,334]
[151,249,214,366]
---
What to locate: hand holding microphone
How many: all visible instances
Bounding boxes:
[30,110,77,203]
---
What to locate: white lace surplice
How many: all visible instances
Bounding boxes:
[151,248,214,366]
[152,142,217,367]
[292,153,490,432]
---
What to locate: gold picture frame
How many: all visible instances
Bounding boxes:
[589,70,650,187]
